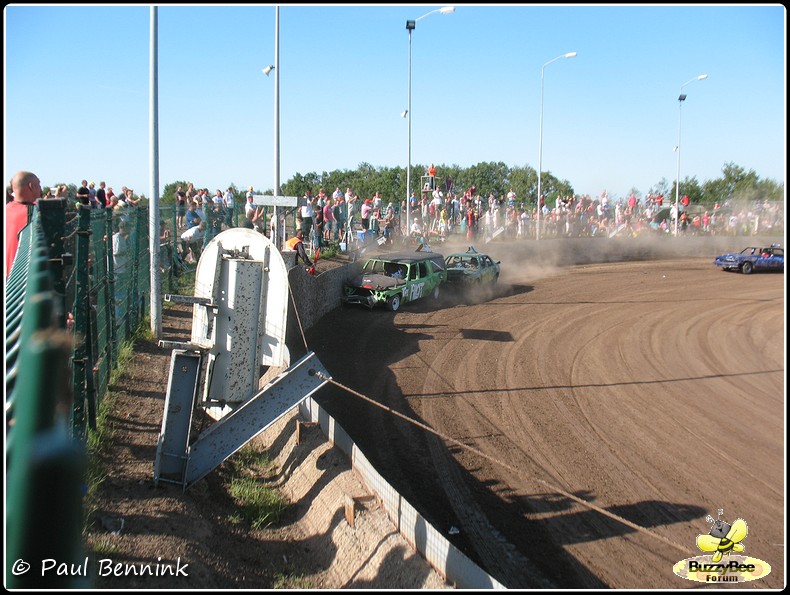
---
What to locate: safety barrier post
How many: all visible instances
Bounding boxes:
[70,204,92,441]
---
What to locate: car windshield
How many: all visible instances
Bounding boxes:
[364,259,408,278]
[447,256,479,269]
[364,260,388,274]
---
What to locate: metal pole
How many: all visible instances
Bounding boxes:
[149,5,161,338]
[406,23,413,236]
[536,52,576,242]
[273,6,281,250]
[674,97,683,238]
[674,74,707,238]
[537,64,545,241]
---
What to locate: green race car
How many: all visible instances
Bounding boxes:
[443,246,500,288]
[342,251,447,311]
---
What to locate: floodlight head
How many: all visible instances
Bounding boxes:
[564,52,577,58]
[401,110,408,118]
[262,65,275,76]
[697,74,709,80]
[406,19,415,30]
[678,93,687,102]
[440,6,456,14]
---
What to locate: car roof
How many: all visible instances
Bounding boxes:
[367,252,445,264]
[446,252,489,258]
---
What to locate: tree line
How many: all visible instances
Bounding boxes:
[45,160,783,209]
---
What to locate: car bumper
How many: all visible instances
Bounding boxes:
[341,294,379,309]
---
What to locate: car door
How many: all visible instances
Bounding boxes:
[406,261,425,303]
[480,256,495,283]
[767,249,783,270]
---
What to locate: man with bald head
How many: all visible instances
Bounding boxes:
[6,171,41,276]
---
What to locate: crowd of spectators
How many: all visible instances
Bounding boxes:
[393,186,784,243]
[8,173,784,274]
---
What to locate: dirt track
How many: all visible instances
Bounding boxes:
[306,239,785,588]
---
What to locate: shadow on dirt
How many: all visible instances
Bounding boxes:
[304,301,707,588]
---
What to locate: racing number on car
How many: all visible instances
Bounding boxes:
[410,282,424,301]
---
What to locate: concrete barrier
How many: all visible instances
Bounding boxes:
[298,397,506,589]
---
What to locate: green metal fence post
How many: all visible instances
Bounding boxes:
[70,204,92,441]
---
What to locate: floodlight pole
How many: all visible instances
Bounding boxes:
[405,7,454,237]
[674,74,708,238]
[536,52,576,241]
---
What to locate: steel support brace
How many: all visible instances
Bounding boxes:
[183,351,330,488]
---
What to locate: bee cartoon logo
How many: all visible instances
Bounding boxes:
[673,508,771,584]
[696,509,748,562]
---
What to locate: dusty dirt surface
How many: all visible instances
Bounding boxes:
[85,237,785,589]
[307,239,785,589]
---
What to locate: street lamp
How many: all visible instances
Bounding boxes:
[405,6,454,234]
[536,51,576,241]
[674,73,708,237]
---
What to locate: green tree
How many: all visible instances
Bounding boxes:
[672,176,704,205]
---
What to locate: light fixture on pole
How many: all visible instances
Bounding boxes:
[262,65,274,76]
[405,6,454,235]
[536,51,576,241]
[674,73,708,238]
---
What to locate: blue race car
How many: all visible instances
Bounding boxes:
[713,244,784,274]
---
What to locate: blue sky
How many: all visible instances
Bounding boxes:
[3,4,786,201]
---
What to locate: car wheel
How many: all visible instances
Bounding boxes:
[388,294,401,312]
[741,261,754,275]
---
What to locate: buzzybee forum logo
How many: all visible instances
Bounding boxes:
[673,508,772,584]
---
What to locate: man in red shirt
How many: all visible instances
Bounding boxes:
[6,171,41,277]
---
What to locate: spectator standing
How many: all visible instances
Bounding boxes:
[112,219,131,277]
[299,190,315,238]
[506,188,517,209]
[124,188,140,207]
[333,195,345,242]
[322,197,335,241]
[244,193,256,221]
[6,171,41,277]
[88,182,97,207]
[176,184,187,228]
[313,202,324,249]
[76,180,90,205]
[223,186,234,227]
[410,217,423,239]
[427,163,436,189]
[361,199,372,230]
[382,206,396,244]
[96,181,107,209]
